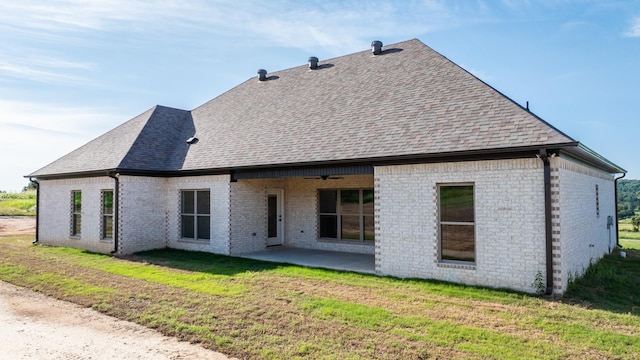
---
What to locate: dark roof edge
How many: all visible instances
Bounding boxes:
[28,143,584,180]
[561,143,626,174]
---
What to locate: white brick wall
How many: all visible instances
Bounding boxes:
[553,156,616,293]
[36,156,616,294]
[38,175,233,255]
[229,176,375,255]
[375,159,547,293]
[166,175,231,254]
[118,176,167,254]
[38,177,116,254]
[284,176,375,254]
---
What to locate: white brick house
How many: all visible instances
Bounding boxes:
[28,39,624,294]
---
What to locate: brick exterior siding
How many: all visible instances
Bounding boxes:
[118,176,167,254]
[229,176,375,255]
[35,158,617,294]
[375,159,547,293]
[166,175,231,255]
[37,177,116,253]
[551,156,616,293]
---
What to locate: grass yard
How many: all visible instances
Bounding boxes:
[1,235,639,359]
[619,220,640,241]
[621,239,640,250]
[0,191,36,216]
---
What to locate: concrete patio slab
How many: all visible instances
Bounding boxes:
[239,247,376,274]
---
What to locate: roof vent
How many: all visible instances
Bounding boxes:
[186,137,199,145]
[308,56,319,70]
[371,40,383,55]
[257,69,268,81]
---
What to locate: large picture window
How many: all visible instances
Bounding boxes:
[71,190,82,236]
[318,189,374,242]
[101,190,114,240]
[181,190,210,240]
[439,184,475,263]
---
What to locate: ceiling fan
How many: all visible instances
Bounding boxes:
[303,175,344,180]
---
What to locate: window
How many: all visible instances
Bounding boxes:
[71,191,82,236]
[102,190,114,239]
[318,189,374,242]
[439,184,475,263]
[181,190,210,240]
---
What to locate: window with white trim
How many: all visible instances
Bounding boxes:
[71,190,82,236]
[101,190,114,239]
[439,184,475,263]
[318,189,374,242]
[181,190,210,240]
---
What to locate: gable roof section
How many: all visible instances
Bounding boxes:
[29,39,624,178]
[30,106,193,177]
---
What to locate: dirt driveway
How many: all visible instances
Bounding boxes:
[0,216,233,360]
[0,216,36,236]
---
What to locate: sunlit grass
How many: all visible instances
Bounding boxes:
[1,234,639,359]
[0,190,36,215]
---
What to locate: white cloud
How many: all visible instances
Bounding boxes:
[0,100,120,136]
[0,100,125,191]
[624,16,640,37]
[0,56,93,85]
[0,0,503,191]
[0,1,482,56]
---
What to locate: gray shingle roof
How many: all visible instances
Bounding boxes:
[29,106,192,176]
[31,39,621,177]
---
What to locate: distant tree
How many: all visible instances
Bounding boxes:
[618,179,640,219]
[22,181,37,192]
[632,216,640,232]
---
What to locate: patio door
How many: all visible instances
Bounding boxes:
[266,189,284,246]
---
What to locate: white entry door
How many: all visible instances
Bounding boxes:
[266,189,284,246]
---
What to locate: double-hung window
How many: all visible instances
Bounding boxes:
[181,190,210,240]
[71,191,82,236]
[319,189,374,242]
[439,184,475,263]
[101,190,114,240]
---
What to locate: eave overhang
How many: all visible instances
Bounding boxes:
[561,143,626,174]
[27,142,603,181]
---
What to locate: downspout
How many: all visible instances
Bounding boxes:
[107,172,119,254]
[538,149,554,295]
[29,178,39,244]
[614,173,626,248]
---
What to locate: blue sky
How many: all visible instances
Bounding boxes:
[0,0,638,191]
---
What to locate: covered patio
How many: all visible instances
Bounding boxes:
[239,247,376,274]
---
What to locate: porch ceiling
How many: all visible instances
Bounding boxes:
[232,164,373,181]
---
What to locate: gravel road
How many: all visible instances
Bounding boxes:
[0,216,233,360]
[0,281,232,360]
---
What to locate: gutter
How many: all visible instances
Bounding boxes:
[538,150,554,295]
[614,173,626,248]
[29,178,39,244]
[107,172,119,254]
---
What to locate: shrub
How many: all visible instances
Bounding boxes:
[632,216,640,232]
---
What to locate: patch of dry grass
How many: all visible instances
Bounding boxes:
[1,234,639,359]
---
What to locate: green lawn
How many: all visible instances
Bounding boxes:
[1,234,639,359]
[620,239,640,250]
[0,191,36,216]
[619,220,640,241]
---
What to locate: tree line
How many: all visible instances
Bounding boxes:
[618,179,640,219]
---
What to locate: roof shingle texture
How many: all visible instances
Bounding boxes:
[30,106,193,176]
[30,39,574,177]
